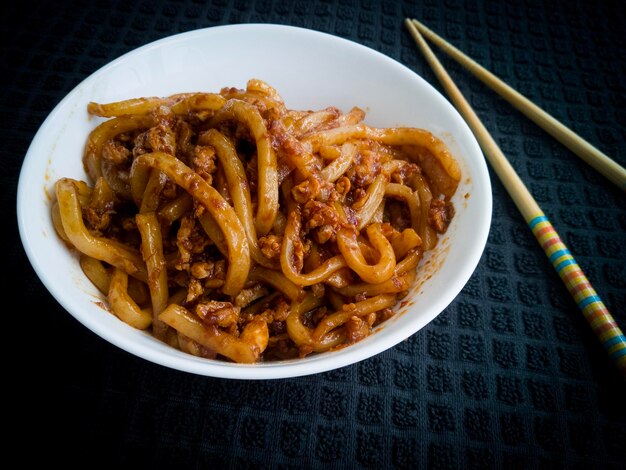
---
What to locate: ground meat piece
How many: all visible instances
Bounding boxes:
[335,176,351,195]
[212,260,227,280]
[347,150,381,187]
[350,188,368,210]
[220,86,242,96]
[186,278,204,303]
[191,145,217,182]
[272,297,290,322]
[258,234,282,260]
[314,179,336,203]
[302,200,337,230]
[374,308,396,326]
[133,123,177,157]
[429,199,455,233]
[345,316,370,344]
[102,140,132,166]
[193,259,226,288]
[84,205,114,232]
[176,216,195,268]
[341,303,357,314]
[391,162,420,184]
[250,296,290,326]
[190,261,214,279]
[175,216,210,270]
[291,177,321,203]
[100,142,132,197]
[316,225,334,244]
[160,179,178,200]
[195,301,240,328]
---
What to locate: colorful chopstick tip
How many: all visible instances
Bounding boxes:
[529,214,626,375]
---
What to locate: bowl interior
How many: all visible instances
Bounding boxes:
[17,24,492,379]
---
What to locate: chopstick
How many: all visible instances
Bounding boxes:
[404,18,626,377]
[410,19,626,192]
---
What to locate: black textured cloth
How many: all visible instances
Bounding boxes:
[4,0,625,467]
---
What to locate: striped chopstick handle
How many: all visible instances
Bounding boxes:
[529,214,626,374]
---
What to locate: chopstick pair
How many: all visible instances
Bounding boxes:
[410,19,626,192]
[404,18,626,376]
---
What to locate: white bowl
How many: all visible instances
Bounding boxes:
[17,24,491,379]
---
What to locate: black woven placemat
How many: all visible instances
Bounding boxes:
[4,0,625,467]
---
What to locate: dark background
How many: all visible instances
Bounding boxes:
[3,0,625,467]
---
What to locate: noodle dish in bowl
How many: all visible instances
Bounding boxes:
[17,24,491,379]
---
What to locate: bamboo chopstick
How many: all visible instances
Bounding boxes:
[411,19,626,192]
[404,18,626,376]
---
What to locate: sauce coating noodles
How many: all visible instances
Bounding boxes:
[52,80,460,363]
